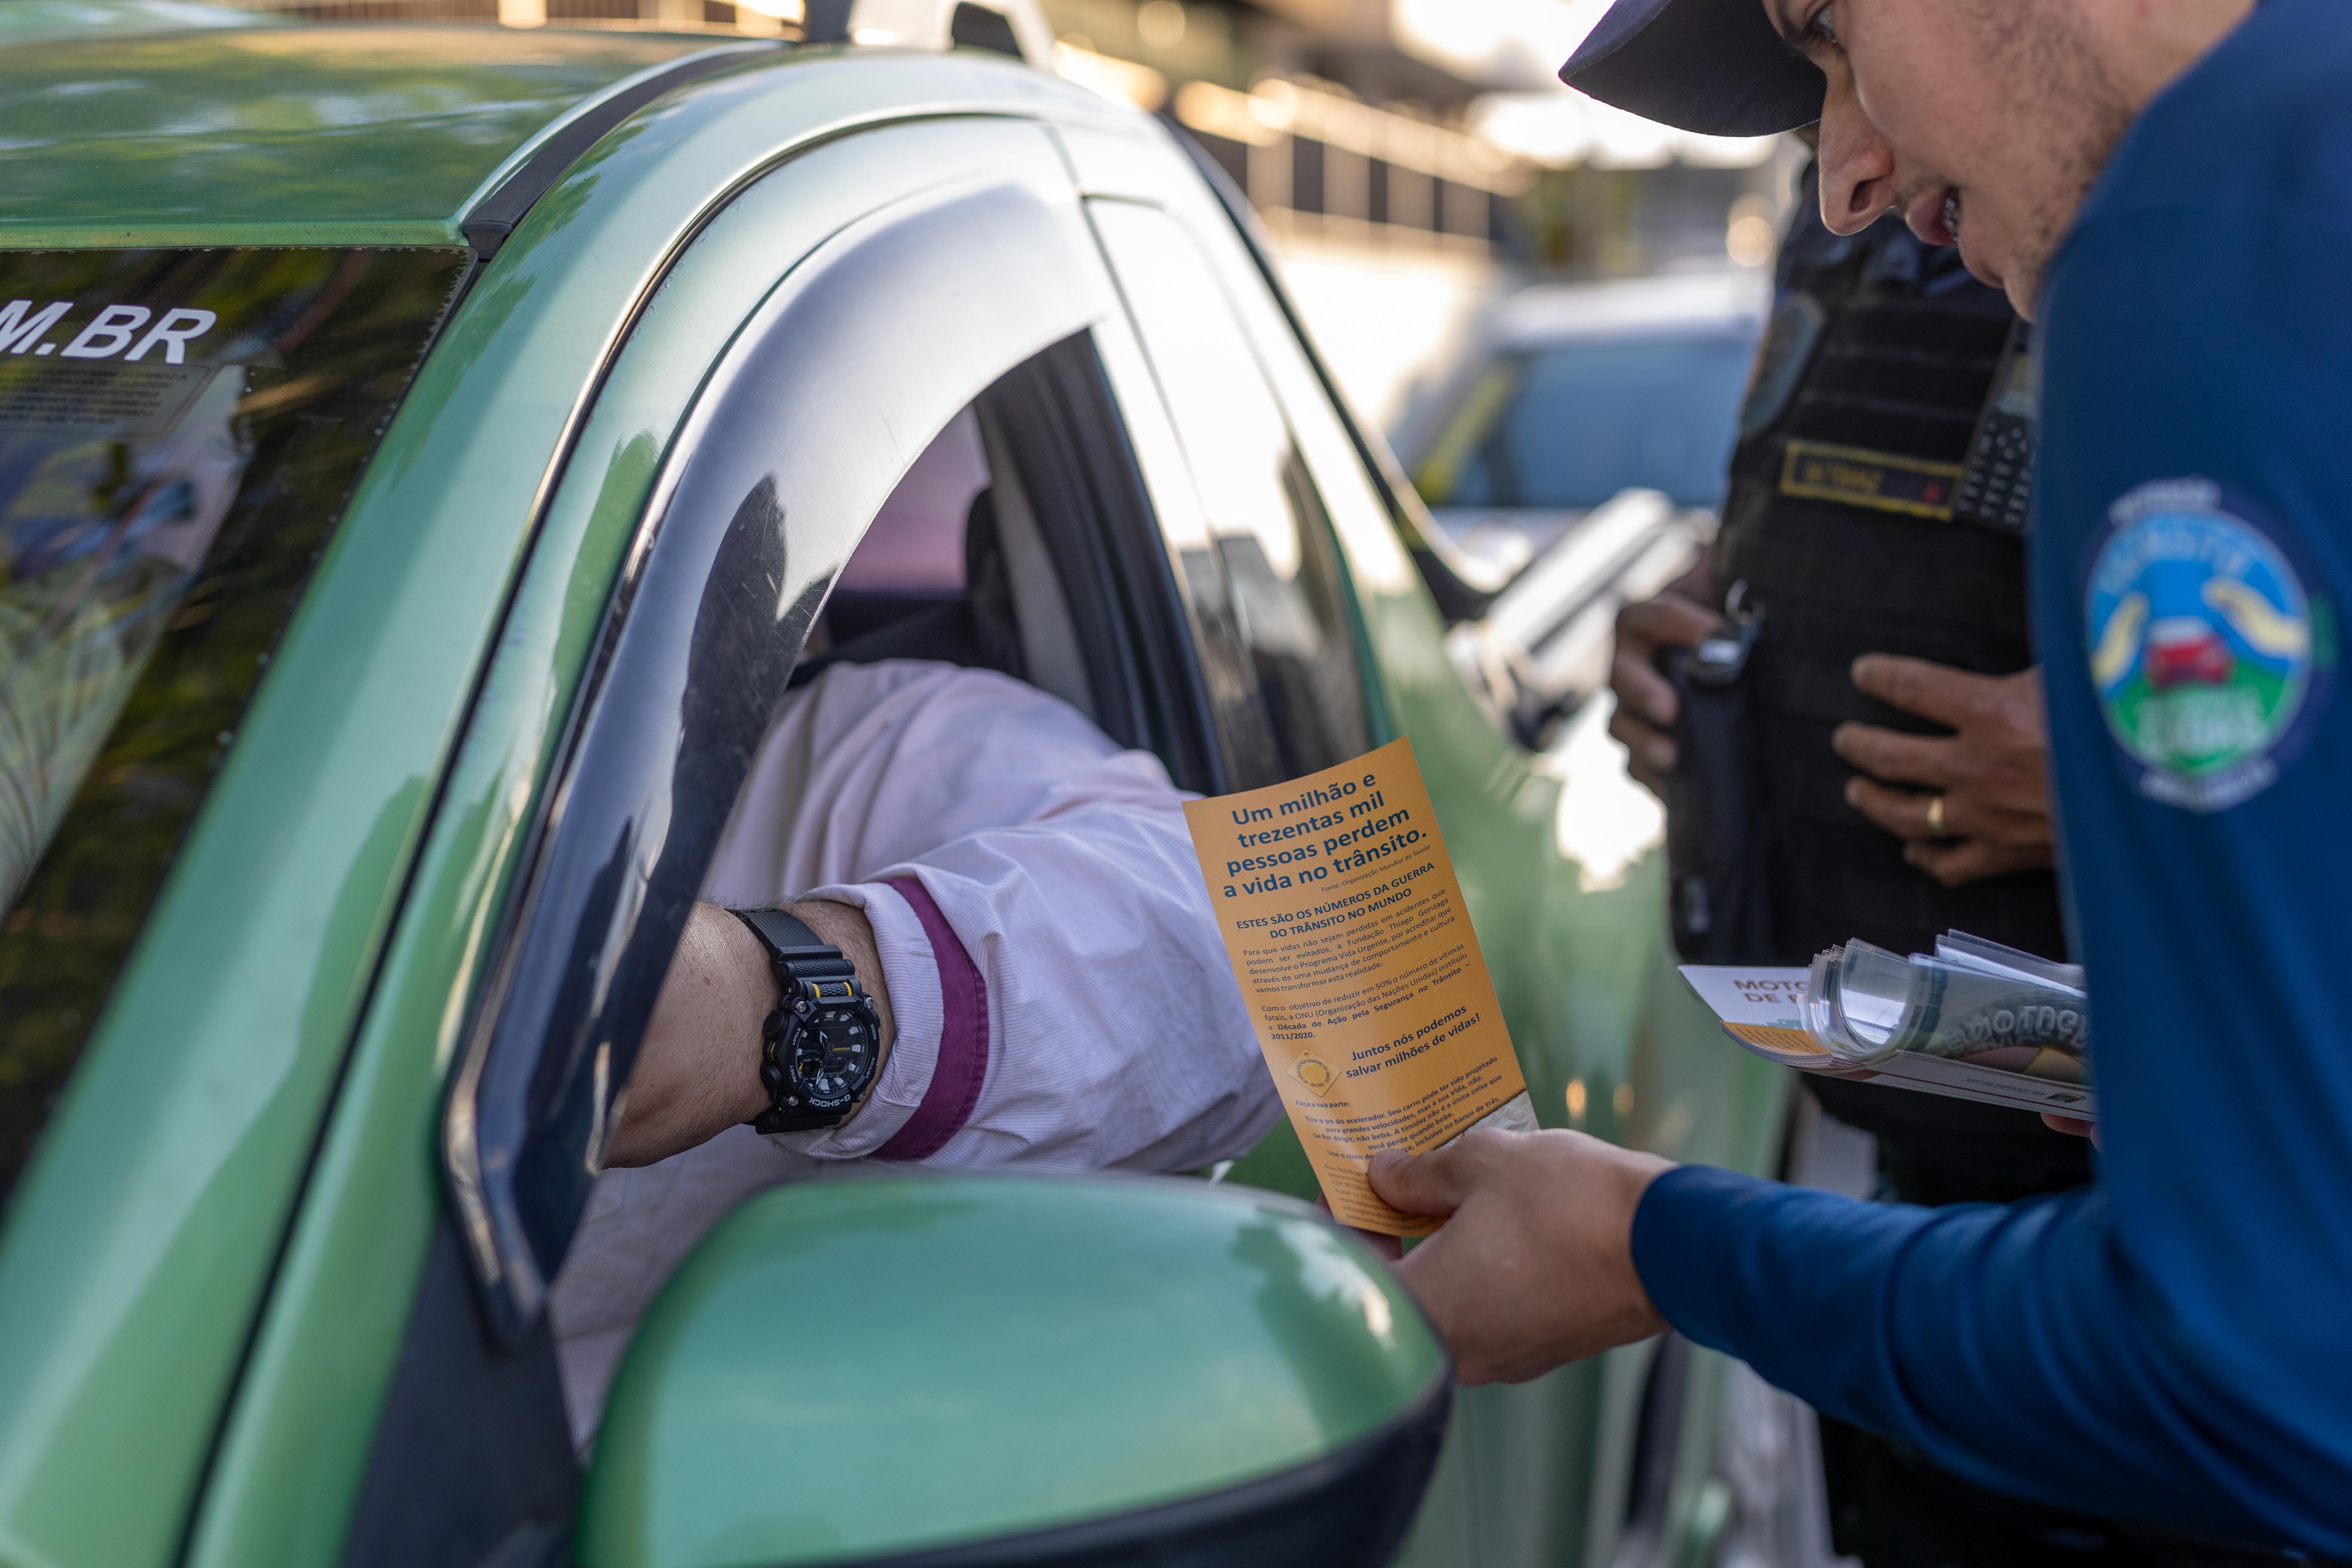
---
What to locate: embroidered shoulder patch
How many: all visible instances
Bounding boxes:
[2085,478,2331,812]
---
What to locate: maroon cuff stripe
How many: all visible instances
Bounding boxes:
[873,876,989,1162]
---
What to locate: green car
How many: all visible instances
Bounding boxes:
[0,9,1788,1567]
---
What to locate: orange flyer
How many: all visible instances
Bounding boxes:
[1182,738,1531,1235]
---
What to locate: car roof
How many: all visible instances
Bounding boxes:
[0,22,746,247]
[0,0,293,46]
[1485,268,1769,348]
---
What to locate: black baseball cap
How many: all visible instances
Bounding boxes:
[1558,0,1825,138]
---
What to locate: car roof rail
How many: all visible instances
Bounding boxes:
[803,0,1054,67]
[462,43,779,260]
[460,0,1048,262]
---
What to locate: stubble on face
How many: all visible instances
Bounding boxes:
[1962,0,2135,306]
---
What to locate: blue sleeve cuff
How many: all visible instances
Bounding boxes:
[1630,1164,1782,1360]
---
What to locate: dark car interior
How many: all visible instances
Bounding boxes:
[792,337,1219,794]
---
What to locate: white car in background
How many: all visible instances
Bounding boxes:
[1395,270,1767,745]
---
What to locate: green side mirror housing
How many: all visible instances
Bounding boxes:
[577,1173,1449,1568]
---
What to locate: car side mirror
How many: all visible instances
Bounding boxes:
[577,1173,1449,1568]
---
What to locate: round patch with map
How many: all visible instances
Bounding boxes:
[2086,478,2326,812]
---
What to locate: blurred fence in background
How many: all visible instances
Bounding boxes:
[1169,75,1526,251]
[1159,71,1531,423]
[211,0,794,33]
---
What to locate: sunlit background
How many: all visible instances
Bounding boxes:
[1045,0,1798,429]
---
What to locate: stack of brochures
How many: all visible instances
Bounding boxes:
[1680,932,2095,1115]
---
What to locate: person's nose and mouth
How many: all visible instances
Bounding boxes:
[1822,104,1992,289]
[1802,37,1982,280]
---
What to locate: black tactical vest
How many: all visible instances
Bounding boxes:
[1717,184,2084,1165]
[1721,207,2066,965]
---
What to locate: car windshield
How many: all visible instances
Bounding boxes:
[1417,331,1757,511]
[0,246,466,1200]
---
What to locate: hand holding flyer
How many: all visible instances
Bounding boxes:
[1182,738,1534,1235]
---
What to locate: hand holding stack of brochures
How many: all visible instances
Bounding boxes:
[1680,932,2096,1115]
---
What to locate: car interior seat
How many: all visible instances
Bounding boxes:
[792,401,1097,723]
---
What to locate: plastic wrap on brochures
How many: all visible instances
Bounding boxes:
[1806,932,2090,1083]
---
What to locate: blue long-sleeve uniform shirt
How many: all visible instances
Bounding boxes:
[1631,0,2352,1552]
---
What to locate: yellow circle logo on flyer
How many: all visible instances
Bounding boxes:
[1289,1050,1337,1096]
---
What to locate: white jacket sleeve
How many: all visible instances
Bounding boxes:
[701,658,1281,1173]
[554,658,1282,1438]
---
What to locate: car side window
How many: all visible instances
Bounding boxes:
[405,124,1129,1360]
[439,148,1214,1349]
[1089,198,1369,787]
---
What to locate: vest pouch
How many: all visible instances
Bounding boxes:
[1660,591,1774,964]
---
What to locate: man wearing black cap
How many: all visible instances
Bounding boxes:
[1366,0,2352,1558]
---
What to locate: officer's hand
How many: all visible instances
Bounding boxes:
[1369,1129,1674,1384]
[1608,559,1721,796]
[1831,658,2055,887]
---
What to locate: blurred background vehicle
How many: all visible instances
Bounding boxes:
[1393,270,1765,746]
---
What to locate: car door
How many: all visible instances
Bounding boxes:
[1064,118,1796,1568]
[173,109,1236,1568]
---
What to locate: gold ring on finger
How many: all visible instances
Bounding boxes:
[1926,794,1949,838]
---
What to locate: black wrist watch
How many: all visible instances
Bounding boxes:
[730,907,884,1134]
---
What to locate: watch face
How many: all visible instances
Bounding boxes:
[787,995,877,1111]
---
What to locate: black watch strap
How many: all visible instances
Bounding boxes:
[731,906,856,981]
